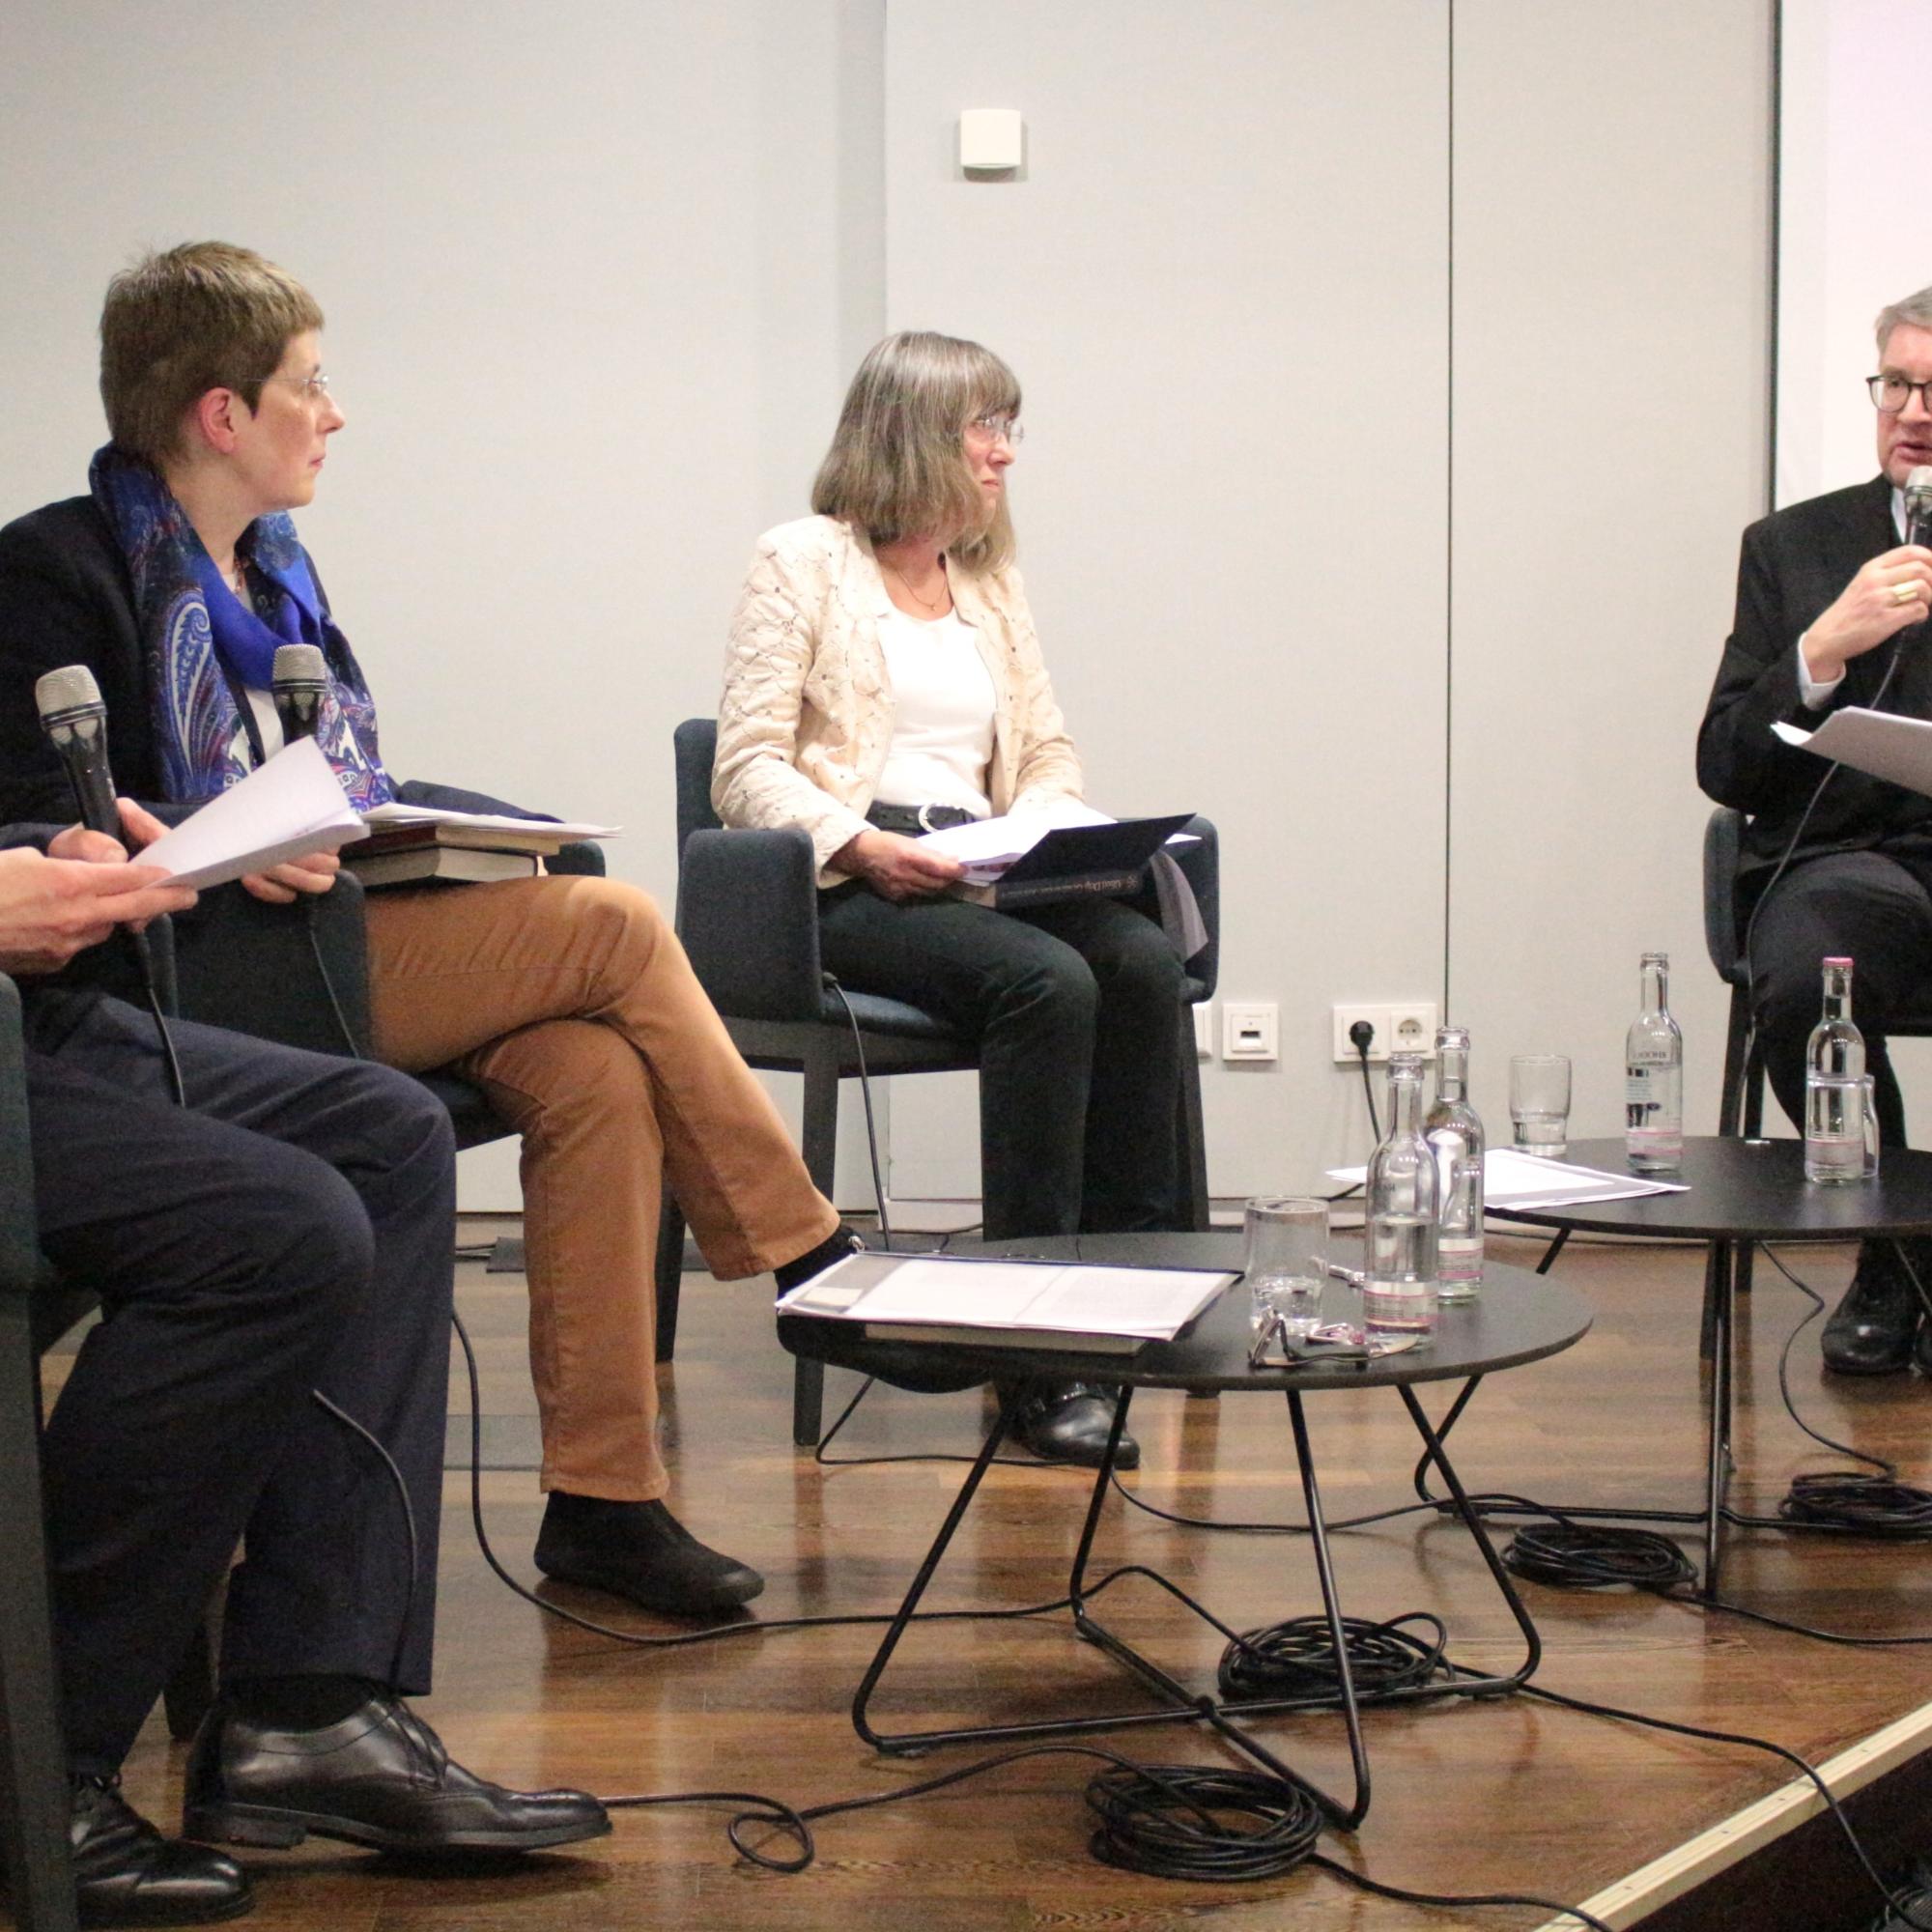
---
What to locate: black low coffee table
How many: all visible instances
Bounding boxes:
[780,1230,1591,1828]
[1485,1136,1932,1593]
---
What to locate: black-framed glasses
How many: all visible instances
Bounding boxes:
[1866,373,1932,414]
[966,412,1023,446]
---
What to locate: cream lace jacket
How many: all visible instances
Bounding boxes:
[714,515,1084,886]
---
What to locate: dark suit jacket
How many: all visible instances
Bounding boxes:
[1696,473,1932,906]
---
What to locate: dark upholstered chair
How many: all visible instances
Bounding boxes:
[668,717,1219,1445]
[0,969,81,1932]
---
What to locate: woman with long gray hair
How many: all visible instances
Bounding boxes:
[715,330,1185,1468]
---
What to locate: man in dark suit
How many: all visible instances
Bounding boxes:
[6,809,607,1926]
[1698,283,1932,1377]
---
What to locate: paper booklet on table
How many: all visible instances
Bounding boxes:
[1773,706,1932,797]
[776,1251,1237,1354]
[1326,1147,1689,1209]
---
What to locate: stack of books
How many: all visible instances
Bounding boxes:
[347,807,618,888]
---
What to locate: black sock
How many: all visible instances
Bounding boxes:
[227,1672,379,1731]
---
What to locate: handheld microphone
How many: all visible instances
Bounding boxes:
[35,663,160,1000]
[1908,466,1932,550]
[271,642,328,745]
[34,665,120,839]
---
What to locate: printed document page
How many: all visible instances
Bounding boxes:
[363,804,620,839]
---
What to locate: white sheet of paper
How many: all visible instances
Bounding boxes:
[136,739,369,890]
[362,804,620,839]
[1773,707,1932,799]
[1327,1147,1689,1208]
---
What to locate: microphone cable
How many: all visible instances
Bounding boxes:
[600,1735,1615,1925]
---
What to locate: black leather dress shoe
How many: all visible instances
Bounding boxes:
[182,1696,610,1855]
[534,1492,765,1615]
[1822,1242,1918,1375]
[70,1776,251,1927]
[1009,1381,1140,1469]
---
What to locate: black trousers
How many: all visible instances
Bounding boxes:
[25,995,455,1775]
[816,887,1184,1239]
[1747,847,1932,1149]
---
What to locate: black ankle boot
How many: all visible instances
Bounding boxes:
[1822,1242,1918,1375]
[534,1492,764,1614]
[1008,1381,1140,1469]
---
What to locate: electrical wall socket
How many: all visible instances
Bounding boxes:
[1221,1001,1278,1061]
[1331,1003,1440,1064]
[1386,1002,1439,1058]
[1333,1005,1387,1063]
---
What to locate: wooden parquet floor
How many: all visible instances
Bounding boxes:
[74,1228,1932,1928]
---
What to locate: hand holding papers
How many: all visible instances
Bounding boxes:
[136,739,368,889]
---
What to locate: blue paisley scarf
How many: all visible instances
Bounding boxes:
[89,444,395,810]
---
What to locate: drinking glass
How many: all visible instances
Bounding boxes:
[1509,1055,1572,1157]
[1243,1196,1327,1339]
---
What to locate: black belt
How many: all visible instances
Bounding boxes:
[866,802,977,836]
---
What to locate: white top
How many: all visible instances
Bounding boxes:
[871,607,998,817]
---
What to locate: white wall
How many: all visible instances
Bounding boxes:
[1776,0,1932,510]
[1450,0,1773,1148]
[878,0,1449,1201]
[0,0,1776,1209]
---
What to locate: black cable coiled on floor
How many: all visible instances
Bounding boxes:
[1083,1763,1323,1882]
[1502,1521,1696,1591]
[1780,1473,1932,1539]
[1215,1612,1450,1704]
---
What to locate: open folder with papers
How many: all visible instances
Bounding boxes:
[775,1251,1237,1353]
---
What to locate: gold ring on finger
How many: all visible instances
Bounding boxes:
[1895,581,1920,606]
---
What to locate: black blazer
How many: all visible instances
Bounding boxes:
[1696,473,1932,903]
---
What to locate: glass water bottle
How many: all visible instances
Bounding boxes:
[1365,1054,1440,1341]
[1624,952,1684,1173]
[1804,956,1866,1183]
[1426,1027,1484,1297]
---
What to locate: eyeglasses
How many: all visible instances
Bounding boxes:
[965,412,1023,446]
[231,371,333,406]
[1866,373,1932,414]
